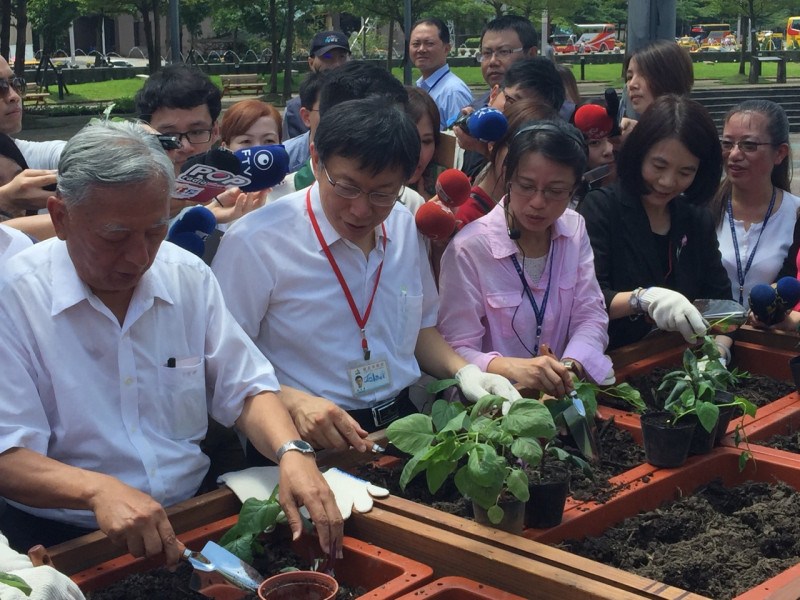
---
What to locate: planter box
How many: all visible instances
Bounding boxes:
[68,516,434,599]
[529,448,800,599]
[394,576,526,599]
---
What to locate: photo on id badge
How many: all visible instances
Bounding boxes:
[349,357,392,396]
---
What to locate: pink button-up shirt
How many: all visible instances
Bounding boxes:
[437,200,611,383]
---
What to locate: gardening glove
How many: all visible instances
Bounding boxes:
[455,364,522,406]
[639,287,708,343]
[321,468,390,519]
[600,365,616,386]
[217,465,281,503]
[0,534,85,600]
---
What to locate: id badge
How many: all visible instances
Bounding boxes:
[348,356,392,396]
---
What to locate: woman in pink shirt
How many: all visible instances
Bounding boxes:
[437,120,611,397]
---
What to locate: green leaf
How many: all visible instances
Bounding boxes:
[503,399,557,438]
[426,379,459,394]
[510,436,543,466]
[455,466,502,510]
[466,444,506,487]
[696,400,720,432]
[469,394,504,419]
[0,573,32,595]
[506,467,530,502]
[399,452,425,490]
[222,532,257,564]
[439,410,470,435]
[386,413,435,455]
[426,458,457,494]
[431,398,465,431]
[697,381,716,403]
[487,504,504,524]
[735,395,757,418]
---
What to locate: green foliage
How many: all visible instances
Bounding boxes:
[0,573,31,596]
[219,489,287,563]
[387,396,556,523]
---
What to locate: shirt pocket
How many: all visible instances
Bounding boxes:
[158,356,207,440]
[396,293,424,351]
[486,291,523,339]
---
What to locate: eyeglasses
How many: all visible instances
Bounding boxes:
[165,128,214,145]
[720,139,776,153]
[321,165,400,207]
[477,47,523,63]
[509,180,574,203]
[0,76,26,98]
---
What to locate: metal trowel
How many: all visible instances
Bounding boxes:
[562,390,600,464]
[693,299,747,334]
[182,540,264,591]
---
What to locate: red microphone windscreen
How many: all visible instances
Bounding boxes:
[415,200,456,241]
[435,169,471,208]
[573,104,613,140]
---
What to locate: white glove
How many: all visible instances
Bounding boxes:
[217,466,281,503]
[639,287,708,342]
[321,468,389,520]
[2,567,85,600]
[455,364,523,405]
[600,366,616,386]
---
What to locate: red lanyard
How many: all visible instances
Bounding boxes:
[306,189,386,360]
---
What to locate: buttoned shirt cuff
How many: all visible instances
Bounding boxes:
[561,341,613,385]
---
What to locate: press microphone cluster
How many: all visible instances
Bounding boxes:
[449,107,509,143]
[167,205,216,257]
[749,277,800,325]
[415,169,471,241]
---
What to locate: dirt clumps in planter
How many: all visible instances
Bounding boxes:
[557,478,800,599]
[762,430,800,453]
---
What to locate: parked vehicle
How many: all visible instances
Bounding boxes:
[574,24,615,53]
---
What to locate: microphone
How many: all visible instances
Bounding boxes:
[449,107,508,143]
[432,169,471,209]
[233,144,290,192]
[504,197,520,240]
[604,88,622,138]
[776,276,800,309]
[175,148,249,205]
[415,200,456,241]
[182,147,242,174]
[573,104,614,141]
[167,205,217,257]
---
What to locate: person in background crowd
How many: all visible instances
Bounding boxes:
[282,31,350,141]
[573,102,617,192]
[709,100,799,310]
[438,119,611,396]
[411,18,473,130]
[212,99,520,457]
[284,71,328,176]
[619,40,693,139]
[0,120,342,560]
[221,99,282,150]
[556,64,580,120]
[405,86,440,203]
[578,95,732,355]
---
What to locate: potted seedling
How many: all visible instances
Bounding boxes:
[646,335,756,467]
[386,386,557,535]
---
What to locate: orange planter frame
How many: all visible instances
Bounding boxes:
[393,576,526,599]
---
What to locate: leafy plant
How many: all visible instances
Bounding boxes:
[386,391,557,525]
[658,335,756,433]
[219,488,286,563]
[0,572,31,596]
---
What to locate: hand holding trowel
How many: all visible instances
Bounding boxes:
[540,344,600,464]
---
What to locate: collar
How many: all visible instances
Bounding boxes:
[417,64,450,91]
[486,198,577,260]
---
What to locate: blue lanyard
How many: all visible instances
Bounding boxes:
[423,66,449,93]
[509,245,555,357]
[727,187,776,305]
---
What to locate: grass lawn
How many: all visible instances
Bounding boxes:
[28,59,800,109]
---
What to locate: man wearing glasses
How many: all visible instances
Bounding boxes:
[410,18,473,130]
[212,98,519,456]
[282,31,350,142]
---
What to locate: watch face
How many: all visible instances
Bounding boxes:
[294,440,314,452]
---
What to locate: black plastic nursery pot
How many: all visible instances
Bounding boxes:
[640,410,696,468]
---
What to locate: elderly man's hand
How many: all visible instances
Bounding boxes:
[88,477,181,568]
[0,169,57,214]
[282,389,369,452]
[277,452,344,557]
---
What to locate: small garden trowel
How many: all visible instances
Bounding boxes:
[563,391,600,464]
[182,540,264,591]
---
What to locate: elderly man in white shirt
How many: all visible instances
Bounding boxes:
[0,121,341,565]
[212,98,519,457]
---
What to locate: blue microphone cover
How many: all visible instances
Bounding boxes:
[467,107,508,143]
[168,206,217,257]
[776,276,800,308]
[749,283,781,325]
[234,145,290,192]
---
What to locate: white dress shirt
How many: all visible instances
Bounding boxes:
[0,224,32,267]
[0,240,279,528]
[212,183,439,410]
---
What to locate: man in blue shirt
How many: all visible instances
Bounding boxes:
[410,18,472,130]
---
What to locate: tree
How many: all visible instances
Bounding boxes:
[28,0,79,54]
[82,0,163,72]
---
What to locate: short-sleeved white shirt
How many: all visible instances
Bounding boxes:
[212,183,439,410]
[0,240,279,528]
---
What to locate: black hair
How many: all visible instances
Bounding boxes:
[318,61,408,116]
[503,119,587,186]
[502,56,565,111]
[314,99,420,181]
[412,18,449,44]
[623,39,694,100]
[480,15,538,50]
[405,86,440,148]
[618,94,722,205]
[135,64,222,123]
[299,70,328,110]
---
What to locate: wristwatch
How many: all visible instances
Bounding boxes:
[276,440,316,463]
[561,359,577,374]
[629,287,645,314]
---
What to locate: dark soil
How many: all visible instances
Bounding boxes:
[86,536,362,600]
[761,430,800,454]
[557,478,800,600]
[611,367,795,412]
[365,417,647,516]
